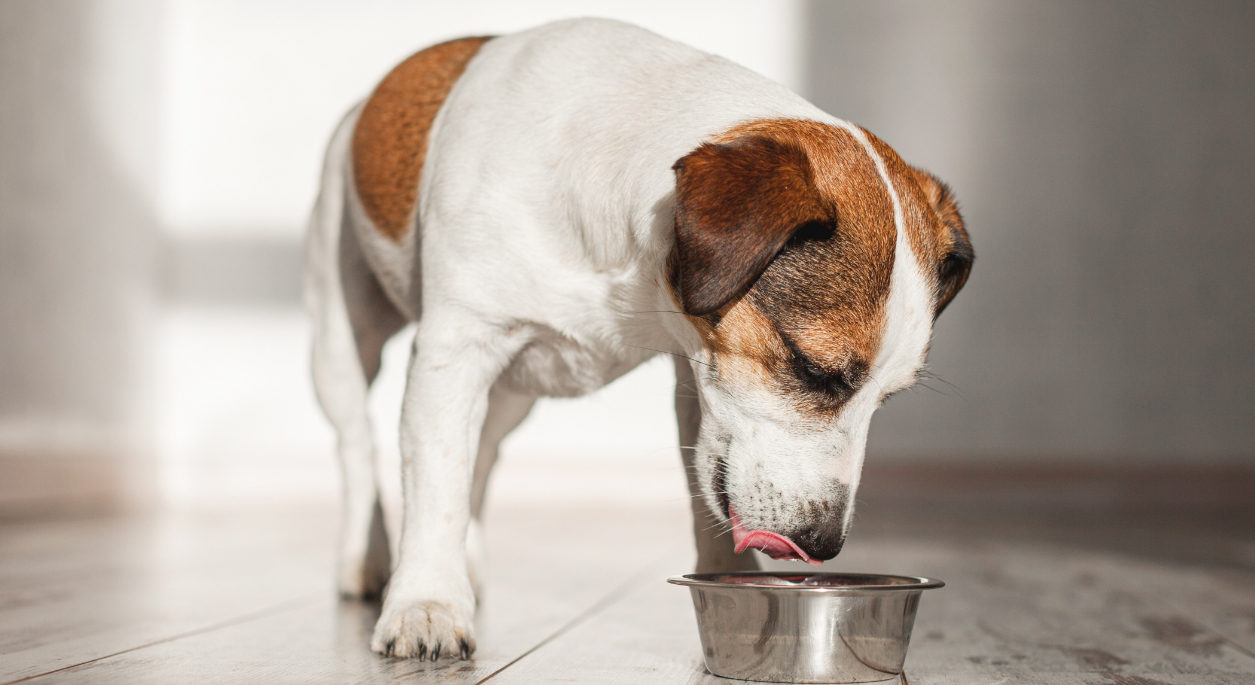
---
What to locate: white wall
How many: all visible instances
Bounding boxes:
[160,0,805,237]
[0,0,162,454]
[0,1,807,510]
[0,0,165,512]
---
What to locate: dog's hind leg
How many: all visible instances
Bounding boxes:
[466,383,535,597]
[674,357,760,573]
[305,110,407,599]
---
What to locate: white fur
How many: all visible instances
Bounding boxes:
[305,18,939,660]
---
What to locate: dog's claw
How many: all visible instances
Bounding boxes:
[371,597,475,660]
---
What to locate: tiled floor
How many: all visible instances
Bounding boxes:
[3,496,1255,684]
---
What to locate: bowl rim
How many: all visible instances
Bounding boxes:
[667,571,944,591]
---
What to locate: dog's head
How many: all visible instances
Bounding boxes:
[671,119,972,563]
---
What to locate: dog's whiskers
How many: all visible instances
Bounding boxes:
[624,344,713,369]
[916,369,965,399]
[689,489,730,500]
[628,309,688,316]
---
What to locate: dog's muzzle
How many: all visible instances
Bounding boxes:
[726,479,851,563]
[728,504,847,565]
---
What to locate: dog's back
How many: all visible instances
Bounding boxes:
[352,37,491,246]
[337,19,830,328]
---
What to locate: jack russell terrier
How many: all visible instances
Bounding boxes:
[305,18,972,661]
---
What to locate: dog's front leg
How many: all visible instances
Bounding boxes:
[371,317,519,661]
[674,357,759,573]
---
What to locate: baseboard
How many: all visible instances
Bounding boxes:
[0,450,156,520]
[857,461,1255,521]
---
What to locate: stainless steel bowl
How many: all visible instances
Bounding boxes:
[668,572,943,684]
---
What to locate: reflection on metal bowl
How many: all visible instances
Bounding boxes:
[668,572,943,684]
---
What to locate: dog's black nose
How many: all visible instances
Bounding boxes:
[787,485,850,561]
[792,524,846,561]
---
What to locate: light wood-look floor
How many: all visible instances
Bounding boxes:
[3,497,1255,684]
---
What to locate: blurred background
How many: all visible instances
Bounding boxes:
[2,0,1252,522]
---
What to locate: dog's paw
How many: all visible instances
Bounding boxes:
[371,598,475,660]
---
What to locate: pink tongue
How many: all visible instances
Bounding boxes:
[729,506,823,566]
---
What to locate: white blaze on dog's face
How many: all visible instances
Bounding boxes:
[671,120,973,563]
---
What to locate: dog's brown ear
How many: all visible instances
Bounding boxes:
[672,136,833,316]
[911,167,973,317]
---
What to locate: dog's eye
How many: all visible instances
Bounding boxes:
[779,333,868,407]
[791,354,858,403]
[792,354,828,384]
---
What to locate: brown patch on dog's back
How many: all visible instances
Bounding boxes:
[352,36,492,242]
[674,119,898,415]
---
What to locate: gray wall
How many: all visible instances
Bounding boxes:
[0,0,161,439]
[805,1,1255,462]
[0,0,162,512]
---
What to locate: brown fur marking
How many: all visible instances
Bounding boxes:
[672,133,833,316]
[860,129,973,315]
[675,119,899,416]
[859,130,944,282]
[909,166,973,315]
[352,36,492,242]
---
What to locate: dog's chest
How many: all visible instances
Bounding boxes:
[498,325,649,398]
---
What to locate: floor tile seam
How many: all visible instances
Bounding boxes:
[1161,585,1255,665]
[1214,631,1255,663]
[0,594,323,685]
[474,544,682,684]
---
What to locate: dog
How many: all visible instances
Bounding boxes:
[304,18,972,661]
